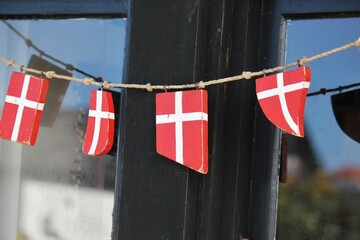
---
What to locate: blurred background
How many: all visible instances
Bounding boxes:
[0,19,126,240]
[277,18,360,240]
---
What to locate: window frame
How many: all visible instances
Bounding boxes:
[0,0,127,18]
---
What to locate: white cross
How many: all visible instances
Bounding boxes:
[88,91,115,155]
[5,75,45,141]
[156,91,208,164]
[257,72,310,135]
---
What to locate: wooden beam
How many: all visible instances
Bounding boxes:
[0,0,128,17]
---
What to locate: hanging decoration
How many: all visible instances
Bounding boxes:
[0,72,49,145]
[0,35,359,173]
[82,90,115,156]
[256,67,311,137]
[156,90,208,174]
[0,38,358,91]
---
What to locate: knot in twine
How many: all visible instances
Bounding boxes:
[146,83,153,92]
[6,60,14,66]
[101,81,111,89]
[25,39,33,47]
[298,57,309,66]
[355,37,360,47]
[65,64,75,71]
[242,71,252,80]
[262,69,267,77]
[45,71,56,79]
[83,78,94,86]
[196,81,205,89]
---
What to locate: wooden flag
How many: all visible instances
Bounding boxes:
[0,72,49,145]
[156,90,208,174]
[83,90,115,156]
[256,67,311,137]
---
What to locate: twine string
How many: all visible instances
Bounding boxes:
[307,82,360,97]
[2,20,103,82]
[0,37,359,91]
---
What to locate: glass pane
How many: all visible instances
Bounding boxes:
[0,19,126,240]
[277,18,360,239]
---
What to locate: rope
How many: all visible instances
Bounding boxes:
[307,82,360,97]
[0,37,359,92]
[2,20,103,82]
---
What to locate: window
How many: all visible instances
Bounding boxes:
[278,17,360,239]
[0,18,126,240]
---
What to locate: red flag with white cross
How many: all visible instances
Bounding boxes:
[83,90,115,156]
[156,90,208,174]
[256,67,311,137]
[0,72,49,145]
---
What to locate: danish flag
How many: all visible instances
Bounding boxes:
[83,90,115,156]
[0,72,49,145]
[156,90,208,174]
[256,67,311,137]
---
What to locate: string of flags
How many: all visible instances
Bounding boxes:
[0,38,359,91]
[0,38,359,174]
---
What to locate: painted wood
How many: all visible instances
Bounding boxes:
[0,0,128,17]
[83,90,115,156]
[256,67,311,137]
[282,0,360,17]
[156,90,208,174]
[0,72,49,145]
[114,1,207,238]
[115,0,284,239]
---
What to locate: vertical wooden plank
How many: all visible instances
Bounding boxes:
[280,133,288,183]
[113,1,208,239]
[114,0,284,239]
[248,1,283,239]
[192,0,233,238]
[197,0,283,239]
[214,0,283,238]
[221,0,262,237]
